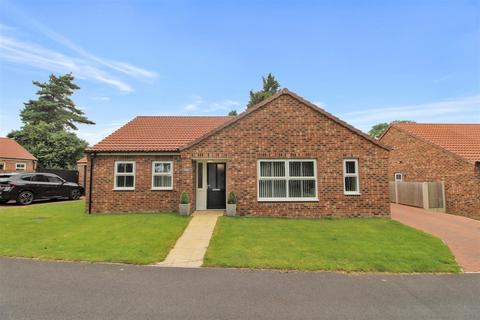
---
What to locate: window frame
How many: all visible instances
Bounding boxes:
[394,172,403,182]
[113,161,136,191]
[257,159,318,202]
[151,161,174,190]
[343,159,360,195]
[15,162,26,171]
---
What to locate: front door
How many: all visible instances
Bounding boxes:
[207,163,226,209]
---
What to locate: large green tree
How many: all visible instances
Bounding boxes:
[8,73,94,169]
[8,122,88,169]
[368,120,416,139]
[20,73,94,130]
[247,73,280,108]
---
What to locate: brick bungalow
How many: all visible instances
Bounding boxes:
[380,123,480,220]
[0,137,37,173]
[84,89,390,217]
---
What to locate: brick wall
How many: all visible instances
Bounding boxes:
[183,94,390,217]
[77,164,87,188]
[380,126,480,220]
[87,94,390,217]
[0,158,36,173]
[86,155,181,213]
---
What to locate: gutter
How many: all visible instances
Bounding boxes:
[88,152,96,214]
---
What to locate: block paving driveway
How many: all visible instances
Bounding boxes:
[391,204,480,272]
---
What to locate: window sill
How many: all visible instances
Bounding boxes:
[113,188,135,191]
[258,198,319,202]
[151,188,173,191]
[344,192,361,196]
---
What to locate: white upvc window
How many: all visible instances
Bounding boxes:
[343,159,360,195]
[257,159,318,201]
[15,163,26,171]
[114,161,135,190]
[152,161,173,190]
[394,173,403,182]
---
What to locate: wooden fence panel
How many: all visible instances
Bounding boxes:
[389,181,445,212]
[396,182,424,208]
[428,182,444,209]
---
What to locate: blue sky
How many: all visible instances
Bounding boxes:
[0,0,479,145]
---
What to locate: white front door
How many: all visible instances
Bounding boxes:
[195,161,207,210]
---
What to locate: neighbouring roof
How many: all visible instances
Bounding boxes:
[77,156,87,164]
[87,89,388,153]
[87,116,234,152]
[391,123,480,162]
[0,137,37,160]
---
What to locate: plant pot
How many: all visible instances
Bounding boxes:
[226,204,236,216]
[179,203,191,216]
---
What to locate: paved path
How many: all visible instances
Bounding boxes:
[1,258,479,320]
[157,211,222,267]
[391,204,480,272]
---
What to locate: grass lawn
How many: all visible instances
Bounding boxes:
[0,201,190,264]
[204,217,460,273]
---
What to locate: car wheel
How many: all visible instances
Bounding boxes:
[70,189,82,200]
[16,191,34,205]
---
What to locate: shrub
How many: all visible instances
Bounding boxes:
[180,192,190,204]
[227,192,237,204]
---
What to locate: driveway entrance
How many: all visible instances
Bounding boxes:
[391,204,480,272]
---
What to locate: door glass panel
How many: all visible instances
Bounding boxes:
[197,162,203,188]
[217,164,225,189]
[208,163,217,189]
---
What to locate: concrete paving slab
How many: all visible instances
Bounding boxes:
[157,210,223,267]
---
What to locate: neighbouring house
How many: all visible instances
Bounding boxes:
[380,123,480,220]
[0,137,37,173]
[84,89,390,217]
[77,157,87,188]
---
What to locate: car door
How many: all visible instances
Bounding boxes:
[46,175,65,198]
[30,174,52,198]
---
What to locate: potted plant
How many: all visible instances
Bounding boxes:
[226,191,237,216]
[179,192,191,216]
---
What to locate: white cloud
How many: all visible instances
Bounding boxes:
[0,12,157,92]
[90,96,110,101]
[314,101,326,108]
[340,95,480,132]
[0,35,134,92]
[182,97,242,114]
[77,121,126,145]
[184,103,199,112]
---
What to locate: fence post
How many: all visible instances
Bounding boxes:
[422,182,429,210]
[441,181,446,212]
[395,181,399,204]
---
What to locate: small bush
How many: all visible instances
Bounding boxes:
[180,192,190,204]
[227,192,237,204]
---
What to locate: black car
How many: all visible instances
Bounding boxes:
[0,172,84,205]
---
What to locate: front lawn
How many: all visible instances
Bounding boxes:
[0,201,190,264]
[204,217,460,273]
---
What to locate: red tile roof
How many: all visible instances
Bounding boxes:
[87,89,388,153]
[87,116,234,152]
[393,123,480,162]
[0,137,37,160]
[77,156,87,164]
